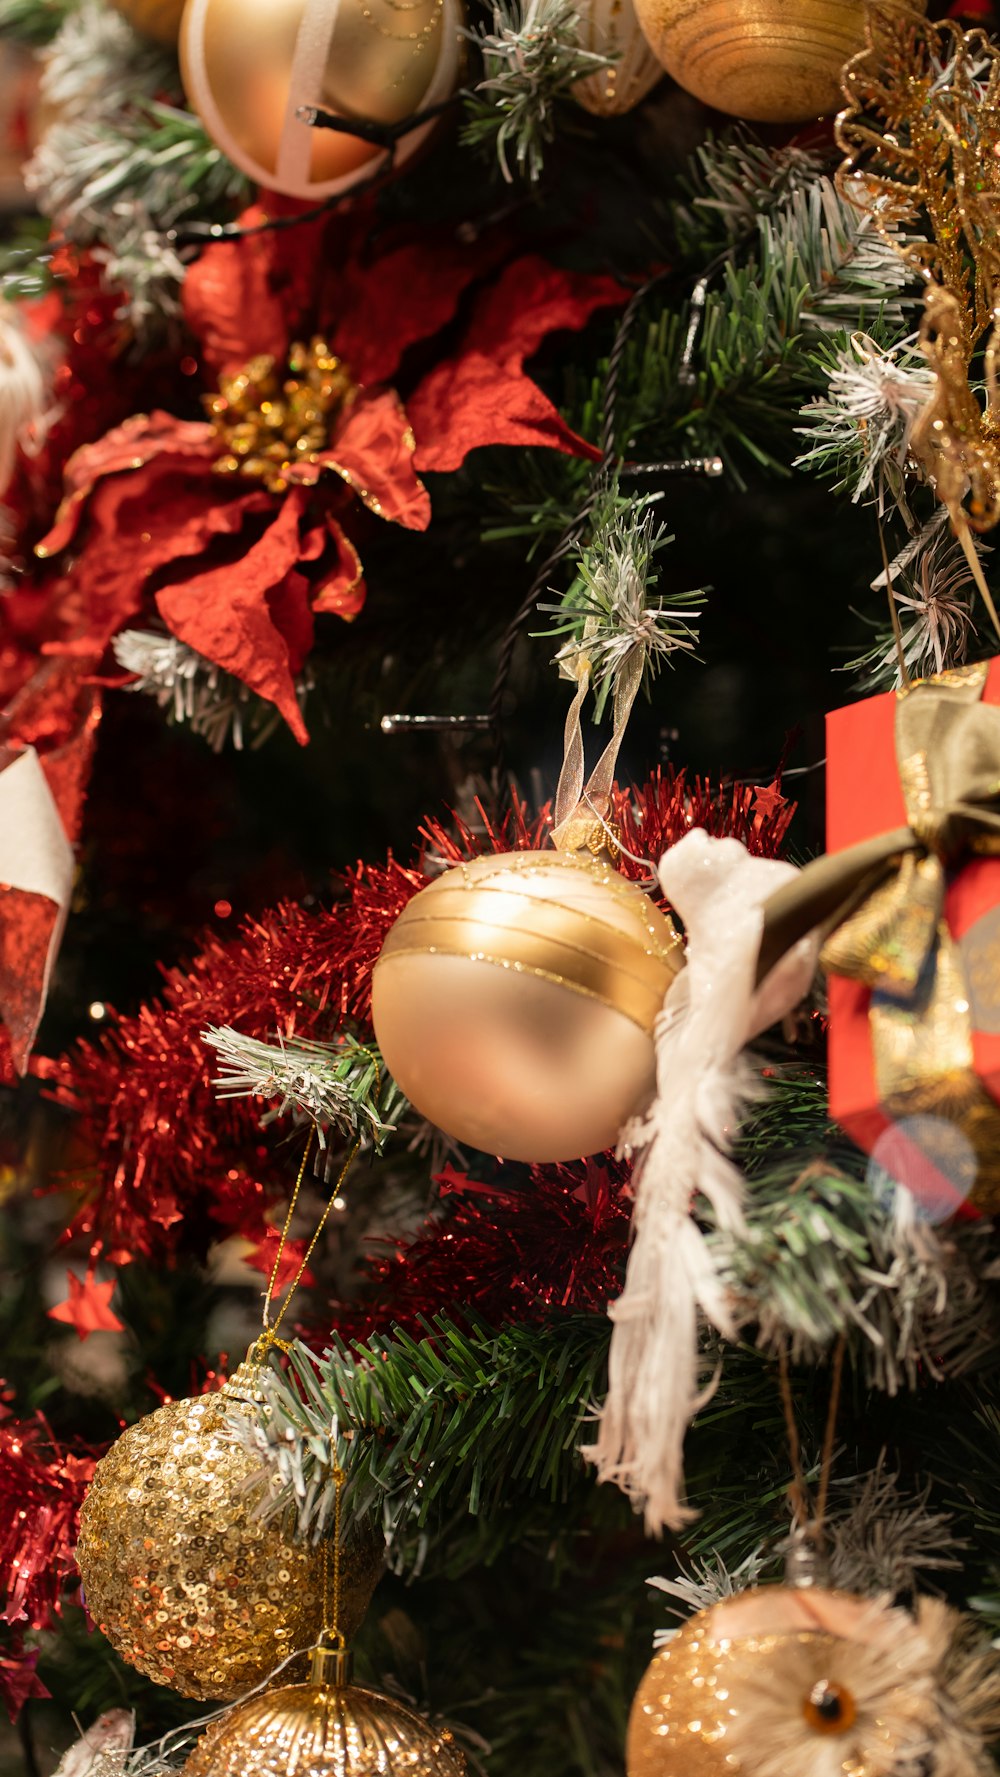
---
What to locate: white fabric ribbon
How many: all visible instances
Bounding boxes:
[0,747,75,1070]
[587,828,820,1533]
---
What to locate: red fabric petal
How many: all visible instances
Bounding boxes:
[45,471,273,661]
[37,414,216,556]
[410,353,601,470]
[313,520,365,617]
[304,388,430,531]
[408,257,628,473]
[183,204,329,379]
[154,491,314,745]
[331,231,508,387]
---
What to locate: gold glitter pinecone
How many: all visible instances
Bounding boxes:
[76,1389,383,1701]
[182,1673,466,1777]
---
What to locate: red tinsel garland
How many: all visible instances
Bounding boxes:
[0,1415,96,1635]
[45,769,794,1270]
[0,1412,105,1717]
[328,1156,634,1345]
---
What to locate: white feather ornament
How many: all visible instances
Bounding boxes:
[588,827,819,1534]
[55,1709,135,1777]
[0,303,53,498]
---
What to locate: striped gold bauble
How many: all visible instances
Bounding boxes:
[372,848,683,1162]
[630,0,924,123]
[572,0,663,116]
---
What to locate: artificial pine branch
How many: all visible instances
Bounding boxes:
[113,631,308,752]
[537,485,706,717]
[24,2,249,333]
[461,0,613,183]
[203,1027,404,1149]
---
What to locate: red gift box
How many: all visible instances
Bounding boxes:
[826,659,1000,1217]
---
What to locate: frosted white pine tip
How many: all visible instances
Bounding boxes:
[203,1026,368,1146]
[112,630,299,752]
[0,304,53,499]
[648,1548,768,1644]
[795,335,936,507]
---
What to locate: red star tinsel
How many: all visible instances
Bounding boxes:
[0,1631,50,1722]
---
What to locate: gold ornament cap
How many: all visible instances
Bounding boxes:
[181,1675,466,1775]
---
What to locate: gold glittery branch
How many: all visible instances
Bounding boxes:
[836,3,1000,550]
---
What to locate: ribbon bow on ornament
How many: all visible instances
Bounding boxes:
[762,661,1000,1208]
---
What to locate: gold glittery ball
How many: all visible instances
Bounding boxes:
[76,1392,383,1701]
[181,1677,467,1776]
[626,1586,939,1777]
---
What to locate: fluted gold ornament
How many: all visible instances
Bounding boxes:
[76,1380,383,1701]
[627,1586,951,1777]
[572,0,663,116]
[181,1665,466,1776]
[179,0,463,202]
[630,0,924,123]
[110,0,186,44]
[371,848,683,1162]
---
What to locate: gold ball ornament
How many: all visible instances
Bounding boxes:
[179,0,463,202]
[629,0,925,123]
[627,1586,944,1777]
[181,1654,466,1777]
[371,849,683,1163]
[109,0,187,44]
[572,0,664,116]
[76,1376,383,1701]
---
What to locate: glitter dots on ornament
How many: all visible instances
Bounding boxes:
[76,1376,383,1701]
[627,1584,1000,1777]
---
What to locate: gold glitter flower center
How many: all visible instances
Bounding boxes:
[205,338,356,494]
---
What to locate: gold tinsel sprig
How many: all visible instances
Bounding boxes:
[836,4,1000,544]
[204,338,356,493]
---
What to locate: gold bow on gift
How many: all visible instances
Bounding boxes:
[761,662,1000,1210]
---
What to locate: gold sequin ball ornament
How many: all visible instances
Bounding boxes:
[179,0,464,202]
[626,1584,973,1777]
[371,848,684,1163]
[182,1639,466,1777]
[572,0,663,116]
[629,0,926,123]
[75,1361,383,1701]
[110,0,186,45]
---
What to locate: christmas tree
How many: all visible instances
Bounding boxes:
[3,0,1000,1772]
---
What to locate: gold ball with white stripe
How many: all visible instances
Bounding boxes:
[179,0,463,202]
[372,849,684,1163]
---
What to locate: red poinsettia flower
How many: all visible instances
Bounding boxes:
[33,205,627,743]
